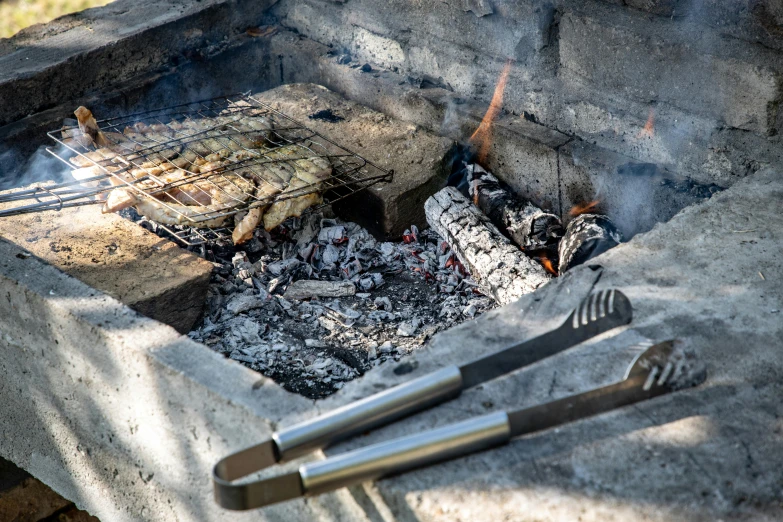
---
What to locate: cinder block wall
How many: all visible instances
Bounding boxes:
[269,0,783,188]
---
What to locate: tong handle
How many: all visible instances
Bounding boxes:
[274,365,464,461]
[300,411,511,495]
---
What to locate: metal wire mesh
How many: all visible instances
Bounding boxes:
[0,93,392,245]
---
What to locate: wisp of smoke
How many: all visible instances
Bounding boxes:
[0,145,73,191]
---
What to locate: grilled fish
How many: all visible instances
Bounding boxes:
[66,106,332,243]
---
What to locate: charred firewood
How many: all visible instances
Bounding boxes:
[425,186,551,305]
[450,163,564,252]
[558,213,623,275]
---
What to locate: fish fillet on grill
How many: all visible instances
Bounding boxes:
[65,106,333,242]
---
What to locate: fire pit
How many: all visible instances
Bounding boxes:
[1,1,783,521]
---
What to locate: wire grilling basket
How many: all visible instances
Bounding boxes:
[0,93,393,245]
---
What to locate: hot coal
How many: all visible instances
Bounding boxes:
[558,213,623,275]
[156,210,498,399]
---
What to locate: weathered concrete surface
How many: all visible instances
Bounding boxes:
[0,202,213,333]
[620,0,783,53]
[0,0,278,127]
[264,30,717,234]
[311,167,783,521]
[0,237,333,521]
[253,83,454,238]
[270,0,783,189]
[559,2,783,135]
[1,165,780,521]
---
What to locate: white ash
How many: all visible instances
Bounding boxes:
[185,212,495,399]
[666,343,707,390]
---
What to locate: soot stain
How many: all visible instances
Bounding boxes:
[308,109,345,123]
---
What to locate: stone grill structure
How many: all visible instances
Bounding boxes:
[0,1,782,521]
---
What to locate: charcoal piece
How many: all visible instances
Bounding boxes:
[283,280,356,300]
[558,214,623,275]
[425,186,551,305]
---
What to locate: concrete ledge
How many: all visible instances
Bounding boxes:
[0,236,322,521]
[0,0,277,127]
[0,203,214,333]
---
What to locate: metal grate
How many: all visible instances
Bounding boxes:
[0,93,393,245]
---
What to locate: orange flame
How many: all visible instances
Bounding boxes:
[569,200,600,217]
[469,60,512,165]
[539,253,558,276]
[637,108,655,139]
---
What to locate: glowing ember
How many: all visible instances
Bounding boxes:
[539,253,558,276]
[470,60,512,165]
[569,200,600,217]
[637,108,655,139]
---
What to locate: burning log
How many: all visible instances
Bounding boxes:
[453,163,564,251]
[425,186,551,305]
[558,213,623,275]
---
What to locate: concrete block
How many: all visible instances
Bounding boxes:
[611,0,783,52]
[0,202,213,333]
[0,0,277,127]
[517,74,783,188]
[478,114,567,212]
[274,0,547,63]
[559,1,783,135]
[253,83,454,238]
[351,27,406,70]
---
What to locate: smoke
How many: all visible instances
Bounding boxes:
[0,144,74,192]
[440,97,464,139]
[0,147,23,188]
[595,165,661,239]
[567,148,662,239]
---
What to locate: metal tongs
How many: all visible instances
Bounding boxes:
[222,338,701,509]
[214,289,640,509]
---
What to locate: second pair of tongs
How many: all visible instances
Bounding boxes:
[214,288,634,509]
